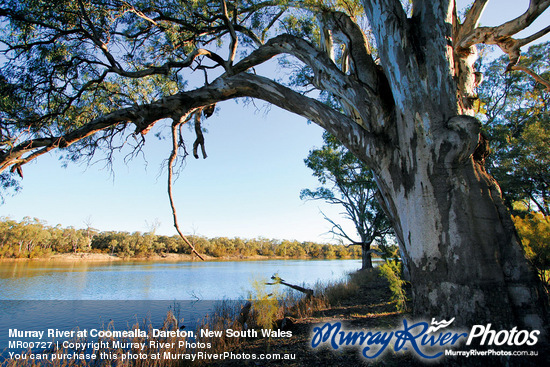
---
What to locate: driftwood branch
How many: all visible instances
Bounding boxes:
[266,275,314,297]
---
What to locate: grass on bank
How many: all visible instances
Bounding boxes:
[2,266,408,367]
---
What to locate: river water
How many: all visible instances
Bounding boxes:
[0,259,365,350]
[0,259,363,300]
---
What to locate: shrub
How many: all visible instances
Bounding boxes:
[379,260,409,312]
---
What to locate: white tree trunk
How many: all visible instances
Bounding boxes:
[374,140,546,330]
[351,0,548,332]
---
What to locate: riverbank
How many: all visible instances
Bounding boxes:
[0,252,362,263]
[1,268,411,367]
[213,270,549,367]
[212,267,417,366]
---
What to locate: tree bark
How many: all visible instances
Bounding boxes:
[361,243,373,270]
[353,107,547,332]
[376,152,547,330]
[354,0,549,332]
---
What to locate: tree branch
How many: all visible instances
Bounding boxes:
[516,23,550,46]
[219,73,384,167]
[76,0,121,71]
[232,34,388,133]
[261,8,286,42]
[459,0,489,36]
[221,0,239,67]
[323,212,356,244]
[168,117,205,260]
[1,71,385,174]
[112,48,227,78]
[192,109,208,159]
[318,10,379,91]
[510,65,550,92]
[0,109,133,173]
[457,0,550,68]
[233,24,263,47]
[122,1,159,27]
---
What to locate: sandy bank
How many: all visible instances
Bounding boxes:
[0,252,318,262]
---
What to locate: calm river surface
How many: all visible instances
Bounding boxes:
[0,259,364,349]
[0,259,362,300]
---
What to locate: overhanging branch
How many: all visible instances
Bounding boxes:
[0,108,135,173]
[1,71,385,174]
[232,34,387,133]
[218,73,384,167]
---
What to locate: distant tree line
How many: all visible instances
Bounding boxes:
[0,217,361,260]
[0,217,92,258]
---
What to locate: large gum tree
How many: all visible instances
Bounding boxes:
[1,0,549,330]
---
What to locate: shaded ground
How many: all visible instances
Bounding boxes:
[212,268,549,367]
[212,268,421,366]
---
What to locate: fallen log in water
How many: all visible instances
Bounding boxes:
[266,275,314,297]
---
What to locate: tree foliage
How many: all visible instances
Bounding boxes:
[301,131,394,268]
[479,42,550,216]
[0,217,93,258]
[513,212,550,290]
[1,0,547,182]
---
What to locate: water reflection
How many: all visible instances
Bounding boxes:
[0,259,363,300]
[0,259,365,352]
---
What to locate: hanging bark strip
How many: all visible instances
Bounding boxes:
[193,111,207,159]
[168,114,205,261]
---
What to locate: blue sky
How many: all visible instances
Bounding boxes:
[2,101,348,242]
[1,1,548,243]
